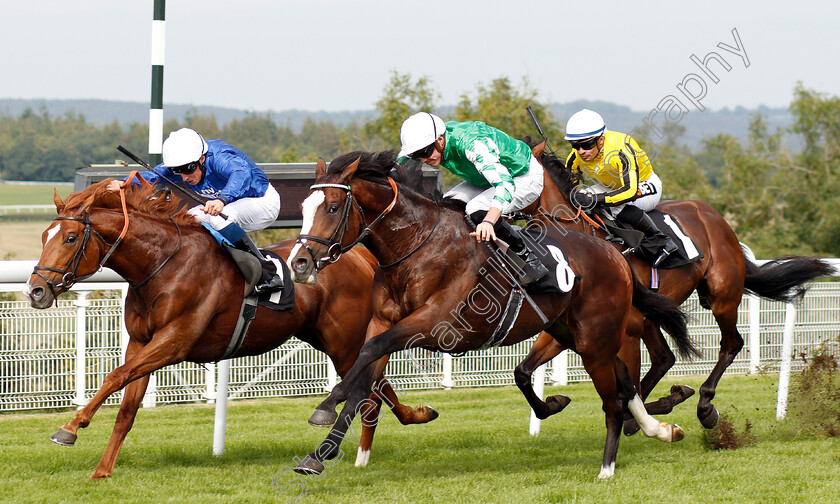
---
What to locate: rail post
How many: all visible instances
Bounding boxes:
[73,290,91,408]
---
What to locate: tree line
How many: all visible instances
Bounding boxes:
[1,73,837,258]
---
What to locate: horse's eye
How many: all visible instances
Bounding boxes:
[328,204,339,214]
[65,234,77,244]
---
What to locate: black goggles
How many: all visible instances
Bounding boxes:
[570,136,600,151]
[408,143,436,159]
[170,161,200,175]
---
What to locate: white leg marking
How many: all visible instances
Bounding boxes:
[597,461,615,480]
[355,448,370,467]
[627,395,665,439]
[286,191,325,271]
[627,395,682,442]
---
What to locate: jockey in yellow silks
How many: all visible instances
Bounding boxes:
[564,109,678,267]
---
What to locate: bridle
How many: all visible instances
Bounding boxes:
[295,176,440,270]
[31,173,182,297]
[32,213,120,298]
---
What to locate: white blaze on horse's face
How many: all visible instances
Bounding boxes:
[287,190,326,271]
[45,223,61,247]
[26,223,61,297]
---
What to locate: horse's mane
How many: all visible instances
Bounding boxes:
[328,150,466,213]
[63,179,200,227]
[521,135,581,197]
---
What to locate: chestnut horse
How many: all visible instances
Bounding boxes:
[517,145,835,430]
[287,151,691,479]
[24,179,435,479]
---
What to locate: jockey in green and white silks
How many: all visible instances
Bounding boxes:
[436,120,544,217]
[398,112,548,285]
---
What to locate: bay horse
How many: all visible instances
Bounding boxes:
[24,178,436,479]
[517,143,835,431]
[287,150,691,479]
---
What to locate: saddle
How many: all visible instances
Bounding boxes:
[215,244,295,361]
[596,209,703,269]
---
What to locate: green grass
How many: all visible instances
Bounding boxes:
[0,182,74,259]
[0,374,837,503]
[0,182,73,206]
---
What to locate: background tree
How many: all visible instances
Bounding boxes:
[786,83,840,255]
[700,115,807,256]
[363,70,439,149]
[453,77,563,145]
[635,121,713,203]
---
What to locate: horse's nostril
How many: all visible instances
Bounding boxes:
[30,287,44,300]
[294,258,309,272]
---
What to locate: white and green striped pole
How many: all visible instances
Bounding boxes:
[149,0,166,166]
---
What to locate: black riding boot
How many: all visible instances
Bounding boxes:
[616,206,678,267]
[233,235,284,293]
[469,211,548,285]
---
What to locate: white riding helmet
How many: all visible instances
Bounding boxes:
[162,128,209,167]
[564,109,606,141]
[398,112,446,158]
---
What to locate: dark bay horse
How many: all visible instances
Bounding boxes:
[287,151,691,479]
[24,179,435,479]
[518,144,835,430]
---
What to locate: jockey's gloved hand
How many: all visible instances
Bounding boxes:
[571,191,605,210]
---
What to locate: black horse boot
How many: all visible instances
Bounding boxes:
[617,206,678,268]
[470,211,548,286]
[233,235,284,293]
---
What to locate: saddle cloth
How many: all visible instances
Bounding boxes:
[602,210,703,269]
[518,228,581,295]
[257,251,295,313]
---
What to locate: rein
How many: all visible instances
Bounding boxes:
[530,204,604,235]
[378,196,440,269]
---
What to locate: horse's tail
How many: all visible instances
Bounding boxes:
[631,271,700,360]
[743,250,836,302]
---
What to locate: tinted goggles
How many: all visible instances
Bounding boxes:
[170,161,199,175]
[569,137,600,151]
[408,143,436,160]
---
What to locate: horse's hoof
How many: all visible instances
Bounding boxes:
[671,384,695,400]
[699,406,720,429]
[623,418,641,436]
[670,424,685,442]
[546,394,572,416]
[424,405,439,422]
[308,408,338,427]
[294,455,325,476]
[50,428,77,446]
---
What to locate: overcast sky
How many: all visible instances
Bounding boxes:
[2,1,838,115]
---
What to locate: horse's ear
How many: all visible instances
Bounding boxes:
[315,158,327,181]
[79,193,96,214]
[531,141,546,158]
[53,188,65,213]
[337,157,360,185]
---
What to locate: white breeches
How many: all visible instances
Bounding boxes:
[189,184,281,232]
[444,155,544,215]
